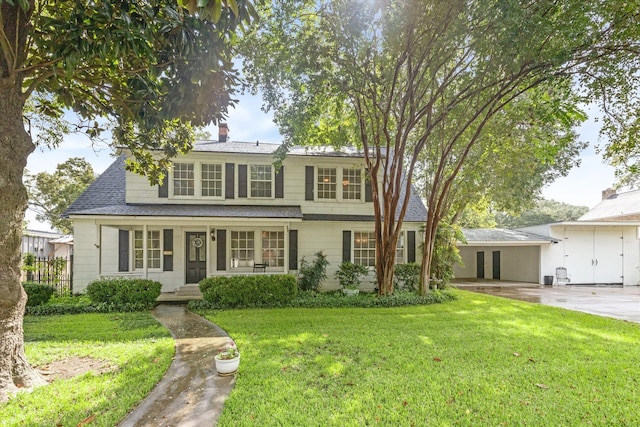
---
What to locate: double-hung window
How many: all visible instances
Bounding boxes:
[342,168,362,200]
[201,163,223,197]
[173,163,194,196]
[353,231,376,267]
[133,230,161,269]
[395,232,405,264]
[317,167,337,199]
[230,231,255,267]
[262,231,285,267]
[250,165,272,197]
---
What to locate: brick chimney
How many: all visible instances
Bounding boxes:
[218,123,229,142]
[602,188,617,200]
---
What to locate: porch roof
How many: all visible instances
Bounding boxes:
[68,204,303,219]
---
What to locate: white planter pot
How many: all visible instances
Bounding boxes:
[342,289,359,296]
[215,355,240,376]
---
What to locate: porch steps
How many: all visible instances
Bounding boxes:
[175,285,203,298]
[156,285,203,303]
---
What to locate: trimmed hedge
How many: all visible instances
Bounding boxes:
[22,282,55,307]
[199,274,298,308]
[86,278,162,307]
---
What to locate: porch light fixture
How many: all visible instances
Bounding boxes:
[210,229,216,241]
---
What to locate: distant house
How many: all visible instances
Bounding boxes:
[22,229,73,259]
[455,188,640,287]
[66,125,427,293]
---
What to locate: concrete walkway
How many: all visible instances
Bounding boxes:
[118,304,235,427]
[454,280,640,323]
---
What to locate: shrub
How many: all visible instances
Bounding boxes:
[298,251,329,291]
[199,275,297,308]
[394,263,421,292]
[86,278,162,307]
[335,262,369,289]
[22,282,55,306]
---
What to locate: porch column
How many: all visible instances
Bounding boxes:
[206,225,212,277]
[143,224,148,279]
[284,223,289,274]
[97,222,102,278]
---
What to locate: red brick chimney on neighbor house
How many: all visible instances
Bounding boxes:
[602,188,617,200]
[219,123,229,142]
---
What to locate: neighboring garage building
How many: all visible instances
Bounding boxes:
[454,229,557,283]
[456,189,640,287]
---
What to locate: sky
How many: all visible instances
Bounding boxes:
[25,94,618,232]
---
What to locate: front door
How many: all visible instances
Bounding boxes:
[186,232,207,283]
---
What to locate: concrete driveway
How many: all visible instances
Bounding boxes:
[453,280,640,323]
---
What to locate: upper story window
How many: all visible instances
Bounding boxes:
[173,163,194,196]
[317,167,337,199]
[250,165,272,198]
[353,231,376,267]
[342,168,362,200]
[201,163,223,197]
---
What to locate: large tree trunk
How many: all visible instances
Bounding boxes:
[0,77,45,403]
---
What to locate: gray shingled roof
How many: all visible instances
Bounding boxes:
[462,228,557,243]
[579,189,640,221]
[192,140,366,158]
[66,154,427,222]
[71,204,303,219]
[64,155,126,217]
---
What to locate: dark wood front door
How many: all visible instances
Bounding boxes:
[186,232,207,283]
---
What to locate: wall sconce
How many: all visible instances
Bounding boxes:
[210,229,216,241]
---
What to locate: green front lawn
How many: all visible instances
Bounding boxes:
[197,290,640,426]
[0,313,173,427]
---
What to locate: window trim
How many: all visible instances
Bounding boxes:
[170,161,225,200]
[228,227,287,271]
[313,165,366,202]
[133,228,163,271]
[248,164,274,199]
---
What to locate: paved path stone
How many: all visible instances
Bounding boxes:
[118,304,235,427]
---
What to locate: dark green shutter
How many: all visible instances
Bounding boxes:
[163,229,173,271]
[342,231,351,262]
[118,230,129,272]
[289,229,298,270]
[305,166,314,200]
[407,231,416,263]
[275,166,284,198]
[158,175,168,198]
[216,229,227,271]
[225,163,234,199]
[364,169,372,202]
[238,165,247,198]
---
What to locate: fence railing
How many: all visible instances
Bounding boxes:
[22,255,73,295]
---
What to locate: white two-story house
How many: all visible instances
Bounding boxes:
[66,125,427,293]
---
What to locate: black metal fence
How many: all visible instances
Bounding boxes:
[22,255,73,295]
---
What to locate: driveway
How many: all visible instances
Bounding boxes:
[453,280,640,323]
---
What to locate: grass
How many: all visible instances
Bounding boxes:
[0,312,173,427]
[195,289,640,426]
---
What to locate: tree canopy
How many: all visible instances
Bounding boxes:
[25,158,96,233]
[0,0,256,402]
[239,0,640,295]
